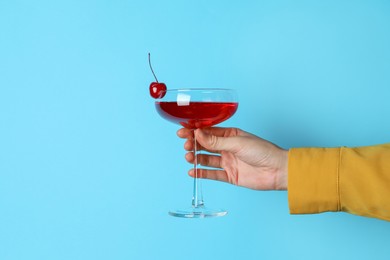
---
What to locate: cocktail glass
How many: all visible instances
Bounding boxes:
[155,88,238,218]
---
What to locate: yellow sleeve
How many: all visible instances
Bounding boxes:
[288,144,390,221]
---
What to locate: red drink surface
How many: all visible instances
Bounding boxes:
[156,101,238,129]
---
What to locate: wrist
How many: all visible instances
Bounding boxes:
[276,149,288,190]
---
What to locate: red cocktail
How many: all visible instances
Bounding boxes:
[156,101,238,129]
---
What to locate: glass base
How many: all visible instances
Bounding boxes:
[169,206,227,218]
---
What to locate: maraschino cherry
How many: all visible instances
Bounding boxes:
[148,53,166,99]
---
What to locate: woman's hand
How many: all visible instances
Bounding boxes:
[177,127,288,190]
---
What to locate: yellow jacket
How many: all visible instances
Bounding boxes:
[288,144,390,221]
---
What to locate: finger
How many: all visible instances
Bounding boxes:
[195,129,243,153]
[202,127,234,136]
[198,154,222,168]
[176,128,193,139]
[178,128,207,151]
[188,168,229,183]
[185,153,222,169]
[178,127,246,140]
[184,139,207,152]
[201,127,248,138]
[185,152,194,163]
[178,127,231,138]
[179,127,244,153]
[184,139,193,151]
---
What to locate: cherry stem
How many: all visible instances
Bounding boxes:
[148,53,159,83]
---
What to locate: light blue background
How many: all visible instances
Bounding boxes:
[1,0,390,259]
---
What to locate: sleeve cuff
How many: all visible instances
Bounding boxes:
[288,147,341,215]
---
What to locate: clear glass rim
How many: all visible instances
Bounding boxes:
[162,88,236,93]
[157,88,238,102]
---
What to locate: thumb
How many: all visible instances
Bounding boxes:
[195,129,241,153]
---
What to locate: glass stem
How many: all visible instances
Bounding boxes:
[192,129,204,208]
